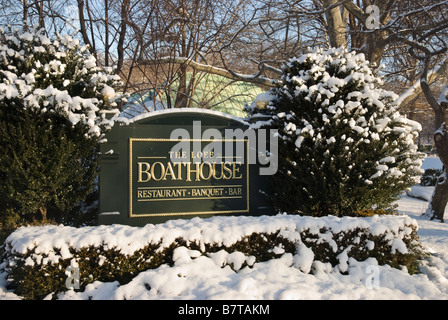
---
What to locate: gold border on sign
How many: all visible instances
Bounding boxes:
[129,138,250,218]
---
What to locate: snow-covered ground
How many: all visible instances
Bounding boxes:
[1,192,447,300]
[1,157,448,300]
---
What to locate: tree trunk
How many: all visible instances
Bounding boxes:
[425,123,448,222]
[324,0,347,48]
[77,0,95,56]
[38,207,47,221]
[23,0,28,23]
[174,66,188,108]
[104,0,109,67]
[37,0,44,29]
[117,0,130,72]
[397,56,448,109]
[415,53,448,222]
[174,20,189,109]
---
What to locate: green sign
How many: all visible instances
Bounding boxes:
[98,109,274,226]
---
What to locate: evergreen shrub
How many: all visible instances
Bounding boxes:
[421,169,443,186]
[250,48,425,217]
[0,27,121,226]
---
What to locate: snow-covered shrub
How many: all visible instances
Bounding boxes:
[0,27,122,225]
[2,214,425,299]
[421,169,443,186]
[254,48,425,217]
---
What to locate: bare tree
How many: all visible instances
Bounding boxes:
[396,1,448,221]
[125,0,269,108]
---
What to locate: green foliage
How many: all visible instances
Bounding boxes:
[259,48,424,217]
[0,27,121,226]
[0,108,98,223]
[421,168,443,186]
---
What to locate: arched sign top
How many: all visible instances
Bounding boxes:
[124,108,248,127]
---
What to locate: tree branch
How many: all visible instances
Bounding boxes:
[396,55,448,108]
[342,1,366,23]
[77,0,95,56]
[137,56,277,88]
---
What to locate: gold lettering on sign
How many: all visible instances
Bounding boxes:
[129,138,249,218]
[136,186,243,201]
[137,161,244,182]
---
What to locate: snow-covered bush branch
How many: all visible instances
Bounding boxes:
[0,27,122,139]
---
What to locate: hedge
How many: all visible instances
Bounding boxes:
[1,214,427,299]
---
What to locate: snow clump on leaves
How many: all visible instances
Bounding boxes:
[0,27,121,139]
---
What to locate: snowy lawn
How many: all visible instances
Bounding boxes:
[1,191,448,300]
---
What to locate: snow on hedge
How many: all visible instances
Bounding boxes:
[3,199,448,300]
[1,213,435,299]
[6,214,418,260]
